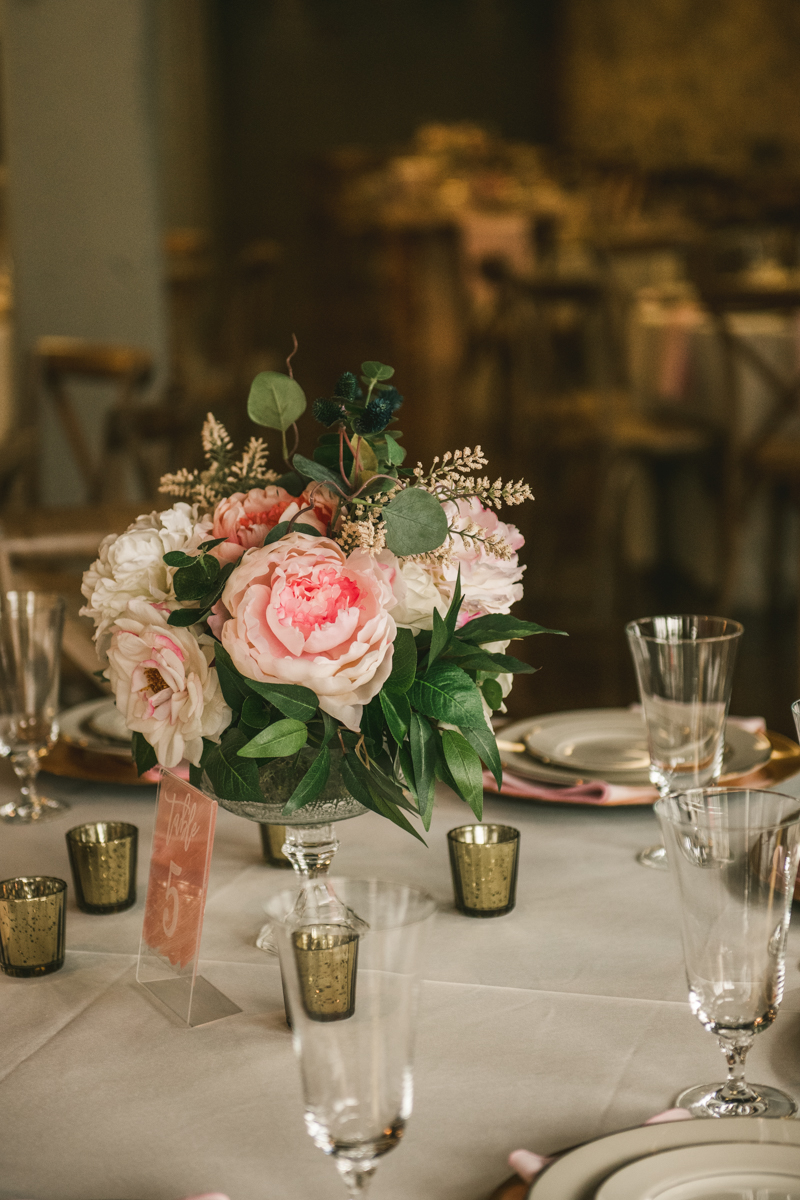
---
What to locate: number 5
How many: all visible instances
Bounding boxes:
[163,860,182,938]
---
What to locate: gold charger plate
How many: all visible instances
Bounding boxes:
[42,739,154,786]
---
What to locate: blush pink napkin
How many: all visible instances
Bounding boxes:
[487,716,767,806]
[508,1108,693,1184]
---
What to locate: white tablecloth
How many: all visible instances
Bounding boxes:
[3,765,800,1200]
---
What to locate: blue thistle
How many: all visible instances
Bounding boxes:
[352,388,403,435]
[333,371,362,402]
[313,397,346,426]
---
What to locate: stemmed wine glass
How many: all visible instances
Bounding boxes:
[0,592,68,823]
[626,615,743,869]
[266,878,436,1196]
[657,786,800,1117]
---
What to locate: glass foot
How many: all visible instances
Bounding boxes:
[677,1081,797,1118]
[0,794,70,823]
[637,843,668,870]
[256,921,278,956]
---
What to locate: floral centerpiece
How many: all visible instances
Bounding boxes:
[81,359,561,839]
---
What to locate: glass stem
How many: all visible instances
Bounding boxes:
[335,1157,377,1195]
[11,750,42,817]
[718,1035,757,1101]
[282,824,339,878]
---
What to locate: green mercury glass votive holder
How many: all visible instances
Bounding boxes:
[291,923,359,1022]
[259,823,292,869]
[447,824,520,918]
[65,822,138,914]
[0,876,67,976]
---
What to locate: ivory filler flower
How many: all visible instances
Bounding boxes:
[210,484,337,565]
[106,600,230,768]
[81,503,212,656]
[215,532,396,731]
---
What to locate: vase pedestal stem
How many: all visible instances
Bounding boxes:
[282,824,339,877]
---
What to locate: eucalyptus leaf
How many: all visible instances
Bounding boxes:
[238,718,308,759]
[409,662,487,729]
[282,747,330,815]
[264,520,323,546]
[272,472,306,496]
[163,550,196,568]
[382,432,406,465]
[361,361,395,381]
[247,371,307,431]
[383,488,449,556]
[441,729,484,820]
[350,436,379,485]
[292,454,347,492]
[243,679,318,722]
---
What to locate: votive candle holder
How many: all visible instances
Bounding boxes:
[0,876,67,976]
[291,924,359,1022]
[448,824,520,917]
[259,823,292,869]
[66,821,138,914]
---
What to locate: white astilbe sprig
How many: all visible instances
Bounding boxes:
[160,413,277,506]
[411,446,533,511]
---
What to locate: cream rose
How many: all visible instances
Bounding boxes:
[81,502,212,657]
[440,498,525,624]
[210,484,338,566]
[216,532,396,731]
[106,600,230,768]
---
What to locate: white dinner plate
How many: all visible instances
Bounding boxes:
[59,698,133,759]
[525,709,651,773]
[596,1142,800,1199]
[527,1116,800,1200]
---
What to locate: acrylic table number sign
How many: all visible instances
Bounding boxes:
[136,770,241,1027]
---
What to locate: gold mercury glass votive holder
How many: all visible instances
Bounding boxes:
[65,822,138,914]
[260,823,292,868]
[448,824,520,918]
[0,876,67,977]
[291,923,359,1022]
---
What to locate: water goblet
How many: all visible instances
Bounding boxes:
[0,592,67,823]
[266,878,436,1196]
[656,786,800,1117]
[626,614,743,869]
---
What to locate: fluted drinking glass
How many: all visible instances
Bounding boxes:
[657,787,800,1117]
[0,592,67,823]
[627,615,743,869]
[266,878,436,1196]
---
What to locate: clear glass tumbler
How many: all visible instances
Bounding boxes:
[656,787,800,1117]
[0,592,67,823]
[266,878,436,1197]
[626,615,743,869]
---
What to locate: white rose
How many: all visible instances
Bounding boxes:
[81,503,212,657]
[378,554,448,634]
[439,498,525,623]
[106,599,230,768]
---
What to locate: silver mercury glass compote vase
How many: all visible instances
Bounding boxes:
[203,744,367,953]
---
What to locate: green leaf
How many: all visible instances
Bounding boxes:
[282,747,330,815]
[380,689,411,744]
[167,607,206,628]
[339,753,426,844]
[272,471,306,496]
[163,550,196,568]
[446,642,538,675]
[457,615,568,645]
[263,520,323,546]
[481,678,504,711]
[397,744,417,799]
[205,728,262,802]
[350,436,379,484]
[409,662,487,729]
[443,568,463,639]
[132,730,157,776]
[190,736,218,787]
[320,711,338,748]
[361,694,385,747]
[386,627,417,693]
[173,560,212,602]
[365,759,419,814]
[427,608,451,668]
[242,679,318,722]
[247,371,307,431]
[383,488,449,556]
[409,714,437,830]
[361,360,395,381]
[239,718,308,759]
[241,694,271,730]
[460,720,503,791]
[212,643,249,713]
[382,432,406,465]
[441,729,484,820]
[292,454,346,492]
[198,537,228,551]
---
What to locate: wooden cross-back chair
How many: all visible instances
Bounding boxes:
[34,336,155,502]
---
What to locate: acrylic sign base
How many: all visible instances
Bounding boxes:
[137,769,241,1028]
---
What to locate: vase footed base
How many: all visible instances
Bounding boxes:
[0,795,70,824]
[637,843,668,870]
[677,1081,798,1118]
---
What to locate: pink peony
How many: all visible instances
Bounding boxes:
[440,498,525,625]
[106,600,230,768]
[210,485,338,565]
[217,532,396,731]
